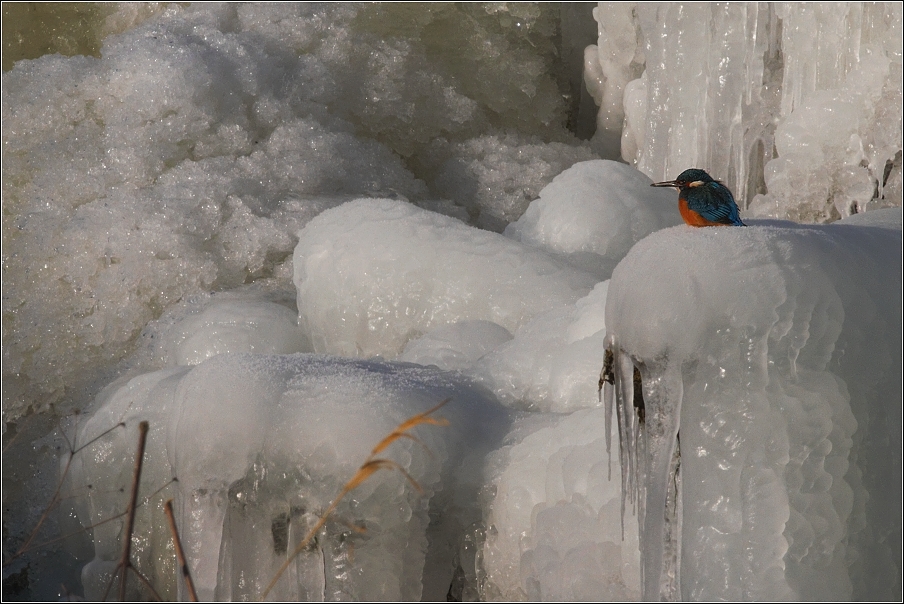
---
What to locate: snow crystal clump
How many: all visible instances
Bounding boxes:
[1,5,426,417]
[431,134,599,230]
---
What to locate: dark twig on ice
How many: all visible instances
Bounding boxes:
[101,421,161,602]
[164,498,198,602]
[3,413,126,566]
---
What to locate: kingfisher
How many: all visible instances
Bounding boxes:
[651,168,746,227]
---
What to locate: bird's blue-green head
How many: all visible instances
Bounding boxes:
[650,168,716,189]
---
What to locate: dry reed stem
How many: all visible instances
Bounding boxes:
[164,498,198,602]
[100,421,161,602]
[260,398,451,600]
[118,420,148,600]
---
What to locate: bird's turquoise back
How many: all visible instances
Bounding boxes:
[682,181,745,226]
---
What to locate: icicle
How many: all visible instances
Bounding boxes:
[600,342,615,482]
[606,344,639,542]
[663,434,682,600]
[637,362,683,602]
[606,342,684,601]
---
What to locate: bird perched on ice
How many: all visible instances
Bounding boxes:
[651,168,746,227]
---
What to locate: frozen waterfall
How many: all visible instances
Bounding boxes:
[2,3,901,601]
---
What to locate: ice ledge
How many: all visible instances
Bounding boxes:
[603,220,902,600]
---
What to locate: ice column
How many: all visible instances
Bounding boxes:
[604,218,902,600]
[587,3,771,204]
[586,2,903,218]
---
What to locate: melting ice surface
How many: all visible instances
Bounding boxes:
[2,2,902,602]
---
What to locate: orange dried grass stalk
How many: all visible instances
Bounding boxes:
[261,398,451,599]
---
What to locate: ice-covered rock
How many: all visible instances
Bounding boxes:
[469,281,610,413]
[399,320,513,372]
[604,219,902,600]
[293,198,599,358]
[505,160,682,279]
[68,353,510,601]
[162,298,308,366]
[479,408,640,601]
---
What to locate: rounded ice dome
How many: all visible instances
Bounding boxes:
[504,160,682,279]
[166,299,310,366]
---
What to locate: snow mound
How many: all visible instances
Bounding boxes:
[505,160,682,279]
[68,353,510,601]
[293,199,599,357]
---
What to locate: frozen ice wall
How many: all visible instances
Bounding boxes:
[604,214,902,600]
[479,408,641,601]
[586,2,903,220]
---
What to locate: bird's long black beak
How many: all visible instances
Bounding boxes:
[650,180,680,188]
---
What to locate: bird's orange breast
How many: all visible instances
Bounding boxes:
[679,198,726,227]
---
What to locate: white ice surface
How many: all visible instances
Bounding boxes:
[469,281,610,413]
[480,408,640,601]
[398,320,513,372]
[293,198,599,358]
[505,160,682,279]
[605,220,902,600]
[164,299,308,366]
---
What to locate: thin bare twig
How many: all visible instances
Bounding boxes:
[4,413,127,567]
[15,477,177,555]
[100,421,161,601]
[164,499,198,602]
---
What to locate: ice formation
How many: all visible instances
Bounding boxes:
[505,160,682,279]
[604,218,902,600]
[292,198,599,358]
[2,2,593,421]
[480,408,641,601]
[2,2,902,602]
[586,2,903,219]
[467,281,611,413]
[398,320,514,373]
[67,353,511,601]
